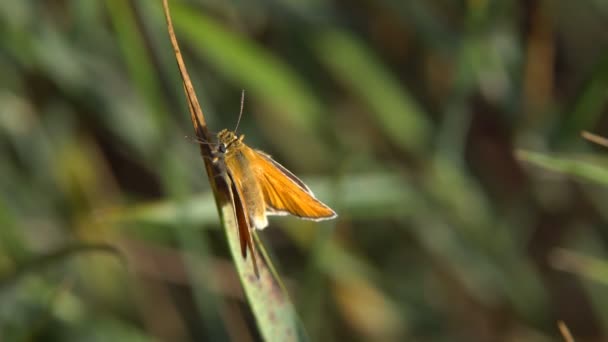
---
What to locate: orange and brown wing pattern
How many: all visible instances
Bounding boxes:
[223,145,268,229]
[245,148,337,221]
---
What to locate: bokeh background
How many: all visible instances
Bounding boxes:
[2,0,608,341]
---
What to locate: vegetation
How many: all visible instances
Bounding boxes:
[1,0,608,340]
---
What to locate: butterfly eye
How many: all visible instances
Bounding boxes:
[218,143,227,153]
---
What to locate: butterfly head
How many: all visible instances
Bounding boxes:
[217,129,244,155]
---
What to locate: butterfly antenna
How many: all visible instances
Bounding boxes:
[234,89,245,133]
[185,135,214,145]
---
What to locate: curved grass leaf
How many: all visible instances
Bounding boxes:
[106,0,169,125]
[516,149,608,186]
[315,29,431,155]
[554,53,608,145]
[551,248,608,286]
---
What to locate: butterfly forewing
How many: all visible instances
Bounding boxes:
[254,150,311,192]
[242,147,337,221]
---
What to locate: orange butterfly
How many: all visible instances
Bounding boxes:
[213,93,337,275]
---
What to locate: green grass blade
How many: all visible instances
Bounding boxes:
[315,29,431,155]
[170,4,322,129]
[105,0,169,125]
[109,173,415,227]
[551,248,608,286]
[217,195,306,342]
[516,149,608,186]
[554,53,608,145]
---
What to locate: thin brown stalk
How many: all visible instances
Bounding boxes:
[582,131,608,149]
[161,0,209,138]
[557,320,575,342]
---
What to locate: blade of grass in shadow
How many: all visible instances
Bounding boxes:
[516,149,608,187]
[0,199,29,261]
[0,244,123,289]
[550,248,608,286]
[105,0,169,129]
[315,29,431,156]
[554,52,608,146]
[161,1,305,340]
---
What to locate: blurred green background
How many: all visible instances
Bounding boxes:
[2,0,608,341]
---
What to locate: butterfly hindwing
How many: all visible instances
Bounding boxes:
[225,148,268,229]
[228,172,259,277]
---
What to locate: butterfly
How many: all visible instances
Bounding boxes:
[212,92,337,275]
